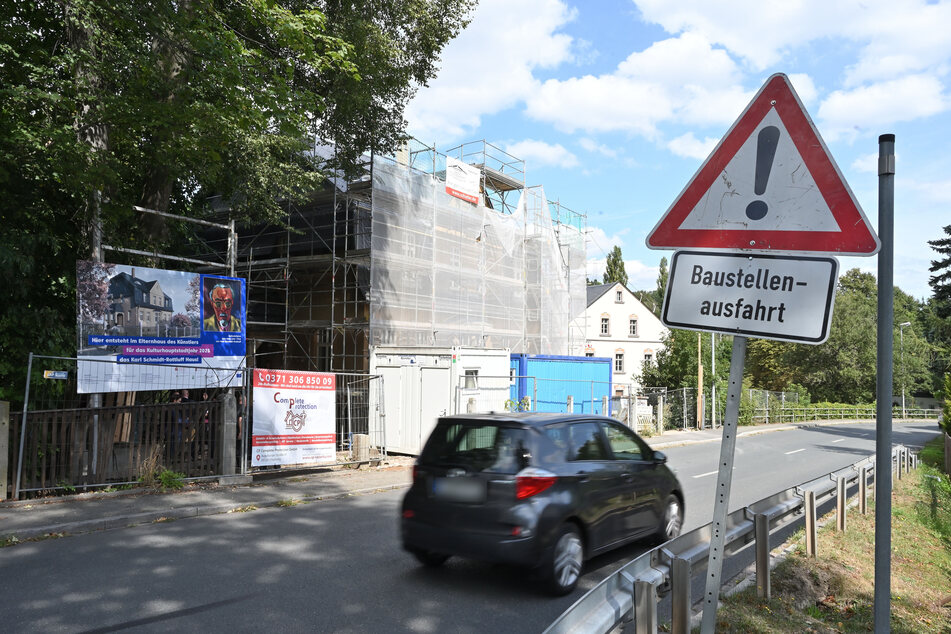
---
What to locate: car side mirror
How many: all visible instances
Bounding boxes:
[652,451,667,464]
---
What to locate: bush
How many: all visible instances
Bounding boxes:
[157,469,186,490]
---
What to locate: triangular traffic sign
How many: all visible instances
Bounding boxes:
[646,73,880,256]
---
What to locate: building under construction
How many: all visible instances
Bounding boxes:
[205,139,588,372]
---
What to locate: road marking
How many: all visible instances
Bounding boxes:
[691,468,733,479]
[831,438,845,444]
[785,448,806,455]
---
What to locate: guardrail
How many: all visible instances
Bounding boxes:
[544,445,918,634]
[762,407,939,424]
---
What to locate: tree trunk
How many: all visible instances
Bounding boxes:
[944,431,950,476]
[67,4,109,261]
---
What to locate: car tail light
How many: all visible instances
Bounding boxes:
[515,467,557,500]
[403,509,415,519]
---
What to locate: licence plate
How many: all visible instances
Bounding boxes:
[432,477,485,503]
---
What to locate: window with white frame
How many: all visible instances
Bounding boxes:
[464,369,479,389]
[600,316,610,336]
[615,351,624,373]
[629,316,638,337]
[643,350,653,364]
[616,290,623,303]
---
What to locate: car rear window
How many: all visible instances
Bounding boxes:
[420,421,533,474]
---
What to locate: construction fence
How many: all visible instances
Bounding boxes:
[4,355,386,500]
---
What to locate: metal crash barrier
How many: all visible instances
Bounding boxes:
[544,445,917,634]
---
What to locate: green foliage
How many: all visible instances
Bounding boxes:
[56,480,77,494]
[928,224,951,318]
[504,397,531,412]
[157,469,185,490]
[653,256,668,315]
[0,0,474,405]
[602,246,628,287]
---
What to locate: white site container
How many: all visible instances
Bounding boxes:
[369,346,511,455]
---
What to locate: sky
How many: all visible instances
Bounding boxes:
[404,0,951,301]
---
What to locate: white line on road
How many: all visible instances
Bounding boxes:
[692,470,718,479]
[785,448,806,455]
[831,438,845,444]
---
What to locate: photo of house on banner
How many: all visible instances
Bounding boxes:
[251,369,336,467]
[76,260,246,393]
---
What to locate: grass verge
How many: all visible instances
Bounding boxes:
[710,437,951,633]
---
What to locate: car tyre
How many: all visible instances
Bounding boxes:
[543,523,583,596]
[411,549,450,567]
[656,494,683,542]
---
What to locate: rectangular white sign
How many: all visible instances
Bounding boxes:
[445,156,481,204]
[662,251,838,344]
[251,369,336,467]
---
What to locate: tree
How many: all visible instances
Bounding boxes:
[652,256,668,315]
[0,0,474,403]
[603,246,628,287]
[929,224,951,318]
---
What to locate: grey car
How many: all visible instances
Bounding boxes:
[400,413,684,595]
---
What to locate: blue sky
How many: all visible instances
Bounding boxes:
[404,0,950,301]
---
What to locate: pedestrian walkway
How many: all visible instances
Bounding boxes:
[0,418,925,543]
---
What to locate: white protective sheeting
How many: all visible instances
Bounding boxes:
[369,159,585,354]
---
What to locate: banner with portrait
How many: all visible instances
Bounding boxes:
[76,260,246,393]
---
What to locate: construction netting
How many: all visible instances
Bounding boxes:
[369,158,586,355]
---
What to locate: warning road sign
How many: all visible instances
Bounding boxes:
[647,74,879,256]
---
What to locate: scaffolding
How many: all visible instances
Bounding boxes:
[196,139,588,373]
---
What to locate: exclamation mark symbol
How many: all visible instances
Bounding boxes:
[745,125,780,220]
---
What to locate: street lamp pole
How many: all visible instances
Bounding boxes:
[899,321,910,419]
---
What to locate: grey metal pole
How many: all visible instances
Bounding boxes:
[875,133,895,633]
[14,352,34,499]
[700,335,747,634]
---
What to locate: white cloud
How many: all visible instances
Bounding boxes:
[667,132,717,159]
[579,138,619,158]
[818,75,949,139]
[851,152,879,174]
[786,73,818,105]
[505,139,579,168]
[405,0,576,142]
[633,1,951,90]
[523,33,746,136]
[842,3,951,85]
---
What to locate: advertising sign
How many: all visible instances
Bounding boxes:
[445,156,481,204]
[662,251,838,344]
[251,369,336,467]
[76,260,246,393]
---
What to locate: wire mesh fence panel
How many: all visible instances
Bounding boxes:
[662,387,698,431]
[334,374,386,461]
[12,355,244,497]
[454,375,527,414]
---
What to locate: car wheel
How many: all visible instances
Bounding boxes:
[411,549,450,567]
[656,494,683,542]
[544,524,583,596]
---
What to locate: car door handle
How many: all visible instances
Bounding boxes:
[577,470,590,483]
[622,471,634,482]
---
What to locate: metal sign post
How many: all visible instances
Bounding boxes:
[700,336,747,633]
[874,134,895,632]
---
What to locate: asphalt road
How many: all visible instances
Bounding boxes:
[0,421,940,633]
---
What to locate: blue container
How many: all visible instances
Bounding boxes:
[510,354,613,414]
